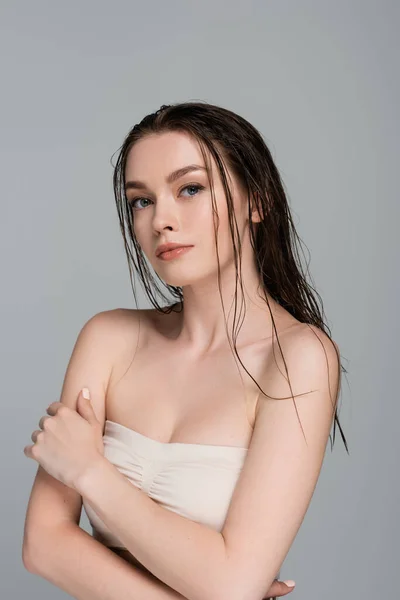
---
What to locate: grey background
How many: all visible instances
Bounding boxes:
[1,0,398,598]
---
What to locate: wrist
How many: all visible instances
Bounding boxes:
[74,455,110,496]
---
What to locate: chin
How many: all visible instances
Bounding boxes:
[155,262,213,288]
[158,272,199,287]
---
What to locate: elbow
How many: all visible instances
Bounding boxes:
[22,529,54,575]
[215,578,269,600]
[22,539,41,574]
[213,587,254,600]
[210,587,242,600]
[208,570,245,600]
[205,546,248,600]
[211,569,259,600]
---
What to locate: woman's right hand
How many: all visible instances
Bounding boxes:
[263,578,296,598]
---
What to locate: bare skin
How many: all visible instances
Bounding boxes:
[103,305,301,598]
[100,130,302,596]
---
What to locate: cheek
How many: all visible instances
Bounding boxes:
[201,203,236,261]
[132,222,151,256]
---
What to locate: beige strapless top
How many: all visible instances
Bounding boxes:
[83,420,280,580]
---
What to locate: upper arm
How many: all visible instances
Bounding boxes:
[23,309,127,551]
[220,325,340,600]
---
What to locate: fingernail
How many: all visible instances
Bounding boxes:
[283,580,296,587]
[82,387,91,400]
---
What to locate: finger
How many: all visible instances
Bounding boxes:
[264,579,296,598]
[46,401,63,416]
[38,415,52,429]
[77,390,98,426]
[23,444,35,459]
[81,387,91,400]
[31,429,43,443]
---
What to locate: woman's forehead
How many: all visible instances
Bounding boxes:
[124,131,222,184]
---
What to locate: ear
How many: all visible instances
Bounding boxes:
[250,191,268,224]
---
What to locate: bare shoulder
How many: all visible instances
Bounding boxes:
[94,306,162,335]
[58,308,145,409]
[285,322,340,362]
[94,307,164,390]
[92,307,143,338]
[257,323,341,416]
[92,306,142,326]
[90,306,146,360]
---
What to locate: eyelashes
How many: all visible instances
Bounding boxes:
[127,183,205,211]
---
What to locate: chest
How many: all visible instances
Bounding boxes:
[105,320,270,449]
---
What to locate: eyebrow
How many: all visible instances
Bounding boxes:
[125,164,207,192]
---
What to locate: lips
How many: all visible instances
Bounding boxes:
[156,243,193,257]
[157,245,194,260]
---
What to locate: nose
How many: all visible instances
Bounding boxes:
[151,196,179,234]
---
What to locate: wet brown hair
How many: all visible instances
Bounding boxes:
[112,100,349,455]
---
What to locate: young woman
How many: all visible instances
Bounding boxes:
[22,101,348,600]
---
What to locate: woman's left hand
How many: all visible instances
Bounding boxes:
[23,388,105,491]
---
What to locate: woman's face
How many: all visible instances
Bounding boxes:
[124,130,257,287]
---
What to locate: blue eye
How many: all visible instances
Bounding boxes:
[129,197,151,211]
[182,184,204,197]
[128,183,205,211]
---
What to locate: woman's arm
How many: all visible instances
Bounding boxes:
[24,521,188,600]
[76,458,228,600]
[21,310,157,599]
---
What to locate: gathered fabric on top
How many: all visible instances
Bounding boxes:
[83,419,248,549]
